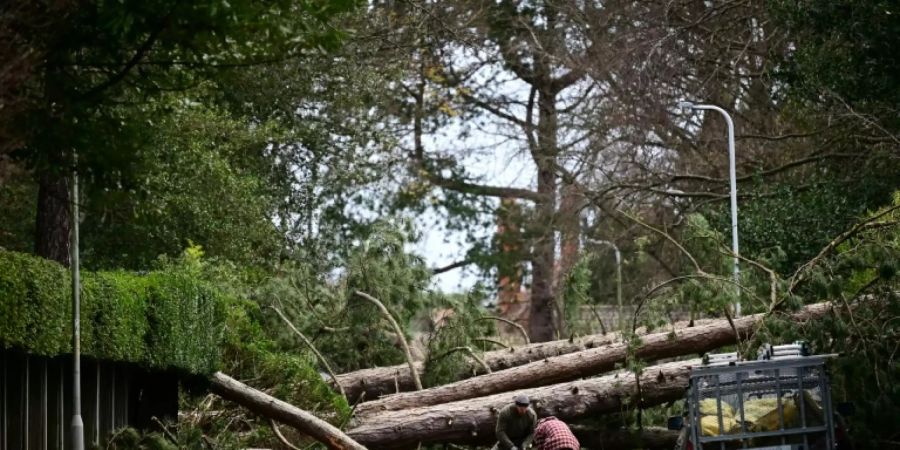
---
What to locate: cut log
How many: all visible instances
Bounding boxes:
[336,318,718,400]
[346,359,697,450]
[572,426,679,450]
[354,302,832,416]
[209,372,366,450]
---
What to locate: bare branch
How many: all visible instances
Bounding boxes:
[476,316,530,344]
[270,306,346,399]
[432,259,472,275]
[270,419,303,450]
[354,290,423,390]
[434,346,492,374]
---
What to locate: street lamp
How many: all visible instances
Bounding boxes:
[585,238,623,331]
[71,154,85,450]
[676,101,741,317]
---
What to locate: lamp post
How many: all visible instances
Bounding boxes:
[677,101,741,317]
[71,155,85,450]
[585,238,623,330]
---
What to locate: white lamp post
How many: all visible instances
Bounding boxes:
[677,101,741,317]
[71,155,85,450]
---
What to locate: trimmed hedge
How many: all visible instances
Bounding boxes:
[0,250,225,374]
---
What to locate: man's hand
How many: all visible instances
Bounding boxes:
[511,446,518,450]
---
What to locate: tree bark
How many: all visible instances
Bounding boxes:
[334,318,718,401]
[529,86,560,343]
[346,360,696,450]
[209,372,367,450]
[354,302,831,416]
[571,426,679,450]
[34,169,71,265]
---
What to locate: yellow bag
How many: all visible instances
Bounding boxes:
[742,397,778,424]
[750,399,798,432]
[700,415,739,436]
[699,398,735,418]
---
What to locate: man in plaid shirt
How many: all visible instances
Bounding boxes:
[532,416,580,450]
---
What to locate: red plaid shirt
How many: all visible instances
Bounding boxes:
[532,417,579,450]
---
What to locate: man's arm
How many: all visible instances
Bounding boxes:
[496,410,515,449]
[531,421,546,449]
[521,410,538,449]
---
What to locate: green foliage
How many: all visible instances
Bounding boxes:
[710,174,899,274]
[315,220,433,372]
[212,268,351,422]
[0,164,36,253]
[561,254,597,337]
[421,290,494,387]
[16,0,360,172]
[82,271,149,362]
[0,249,225,374]
[742,196,900,446]
[80,104,286,271]
[771,0,900,127]
[0,249,70,355]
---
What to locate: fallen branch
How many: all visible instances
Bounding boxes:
[354,290,423,391]
[473,338,510,349]
[209,372,366,450]
[476,316,530,344]
[271,305,346,399]
[271,419,303,450]
[435,347,492,374]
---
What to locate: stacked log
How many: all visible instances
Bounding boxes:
[336,318,719,401]
[346,360,697,449]
[355,302,831,415]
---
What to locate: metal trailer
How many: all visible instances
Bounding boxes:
[673,344,838,450]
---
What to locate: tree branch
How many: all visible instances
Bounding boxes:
[79,16,170,100]
[432,259,473,275]
[786,204,900,299]
[209,372,366,450]
[354,290,423,390]
[434,346,492,374]
[269,306,346,399]
[270,419,303,450]
[426,173,544,202]
[476,316,530,344]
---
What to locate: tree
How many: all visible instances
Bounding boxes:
[79,104,286,270]
[9,0,357,265]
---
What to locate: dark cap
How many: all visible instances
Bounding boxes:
[514,395,530,406]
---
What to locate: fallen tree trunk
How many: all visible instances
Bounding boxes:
[355,302,832,416]
[572,426,679,450]
[209,372,366,450]
[347,360,697,450]
[336,318,718,401]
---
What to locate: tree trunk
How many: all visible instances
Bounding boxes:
[34,169,71,265]
[333,318,716,401]
[209,372,367,450]
[530,85,561,343]
[346,360,696,450]
[571,426,679,450]
[354,302,831,416]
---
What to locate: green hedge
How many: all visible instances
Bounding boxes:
[0,250,225,374]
